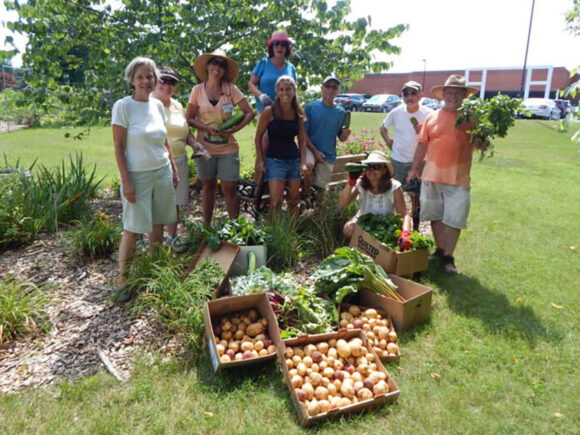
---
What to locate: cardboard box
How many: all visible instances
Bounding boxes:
[187,241,240,297]
[229,245,267,276]
[339,303,400,364]
[349,224,429,277]
[203,293,281,372]
[358,274,432,331]
[277,330,400,427]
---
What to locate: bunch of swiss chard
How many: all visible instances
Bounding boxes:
[358,213,434,251]
[313,247,404,303]
[455,94,522,159]
[231,266,336,338]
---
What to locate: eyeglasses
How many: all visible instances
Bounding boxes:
[366,164,385,170]
[160,77,178,86]
[208,58,227,69]
[272,41,289,48]
[403,90,418,97]
[323,83,339,90]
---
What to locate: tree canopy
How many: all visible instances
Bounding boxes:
[5,0,407,125]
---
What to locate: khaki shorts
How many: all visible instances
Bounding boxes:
[420,181,471,229]
[174,156,189,206]
[196,151,239,182]
[305,149,334,189]
[122,165,177,234]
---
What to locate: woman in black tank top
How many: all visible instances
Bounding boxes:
[255,75,308,217]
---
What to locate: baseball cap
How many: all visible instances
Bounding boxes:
[322,74,340,86]
[402,81,422,92]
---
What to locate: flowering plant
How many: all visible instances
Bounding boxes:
[337,129,386,156]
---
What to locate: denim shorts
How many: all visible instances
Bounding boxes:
[265,157,301,182]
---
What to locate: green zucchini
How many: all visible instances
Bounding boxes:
[247,251,257,274]
[345,162,368,172]
[343,110,351,129]
[410,117,418,127]
[217,112,245,131]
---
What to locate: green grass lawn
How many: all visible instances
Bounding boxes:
[1,117,579,433]
[0,113,386,185]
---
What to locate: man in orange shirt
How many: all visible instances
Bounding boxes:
[407,75,478,274]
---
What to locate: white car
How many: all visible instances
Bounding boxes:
[519,98,560,120]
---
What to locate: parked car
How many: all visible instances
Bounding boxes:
[518,98,560,120]
[420,97,441,110]
[335,94,366,111]
[361,94,402,113]
[554,99,572,119]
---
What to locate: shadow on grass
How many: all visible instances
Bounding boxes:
[426,266,560,346]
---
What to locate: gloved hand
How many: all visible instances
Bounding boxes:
[259,94,273,107]
[348,170,362,186]
[397,230,412,251]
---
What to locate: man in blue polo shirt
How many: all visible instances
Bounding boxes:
[304,74,351,198]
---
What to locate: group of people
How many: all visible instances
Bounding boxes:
[112,28,480,291]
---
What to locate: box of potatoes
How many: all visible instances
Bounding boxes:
[277,329,400,426]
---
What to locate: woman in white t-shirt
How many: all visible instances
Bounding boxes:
[111,57,179,295]
[338,151,411,241]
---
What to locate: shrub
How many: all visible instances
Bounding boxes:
[0,278,49,345]
[16,153,103,232]
[337,128,386,156]
[266,211,300,271]
[70,211,121,260]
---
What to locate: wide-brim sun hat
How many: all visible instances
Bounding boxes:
[361,151,394,174]
[267,30,293,46]
[432,74,478,100]
[192,49,239,82]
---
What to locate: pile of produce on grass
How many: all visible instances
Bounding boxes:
[285,337,391,416]
[357,213,434,251]
[313,247,404,304]
[339,305,399,358]
[231,266,336,338]
[212,308,277,363]
[175,216,271,253]
[455,94,522,159]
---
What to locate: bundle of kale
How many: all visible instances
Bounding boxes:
[455,94,522,159]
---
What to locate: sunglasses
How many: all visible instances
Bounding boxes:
[208,58,227,69]
[403,90,418,97]
[160,77,178,86]
[272,41,289,48]
[323,83,339,90]
[366,164,385,170]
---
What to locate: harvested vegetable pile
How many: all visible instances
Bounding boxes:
[313,247,403,303]
[455,94,521,159]
[231,267,336,338]
[358,213,434,251]
[285,336,392,416]
[212,309,277,363]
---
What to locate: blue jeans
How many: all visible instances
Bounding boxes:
[265,157,300,181]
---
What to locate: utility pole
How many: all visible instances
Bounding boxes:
[520,0,535,98]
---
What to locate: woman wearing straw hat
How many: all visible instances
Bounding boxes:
[186,50,255,224]
[406,74,479,274]
[339,151,411,242]
[152,66,210,243]
[248,30,297,113]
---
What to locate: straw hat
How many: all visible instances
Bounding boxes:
[432,75,478,100]
[192,49,239,82]
[267,30,293,46]
[361,151,394,174]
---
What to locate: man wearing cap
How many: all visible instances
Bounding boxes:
[380,80,432,219]
[303,74,351,197]
[407,75,479,274]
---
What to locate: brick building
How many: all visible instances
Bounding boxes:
[349,66,578,100]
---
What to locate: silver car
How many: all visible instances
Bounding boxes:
[519,98,561,120]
